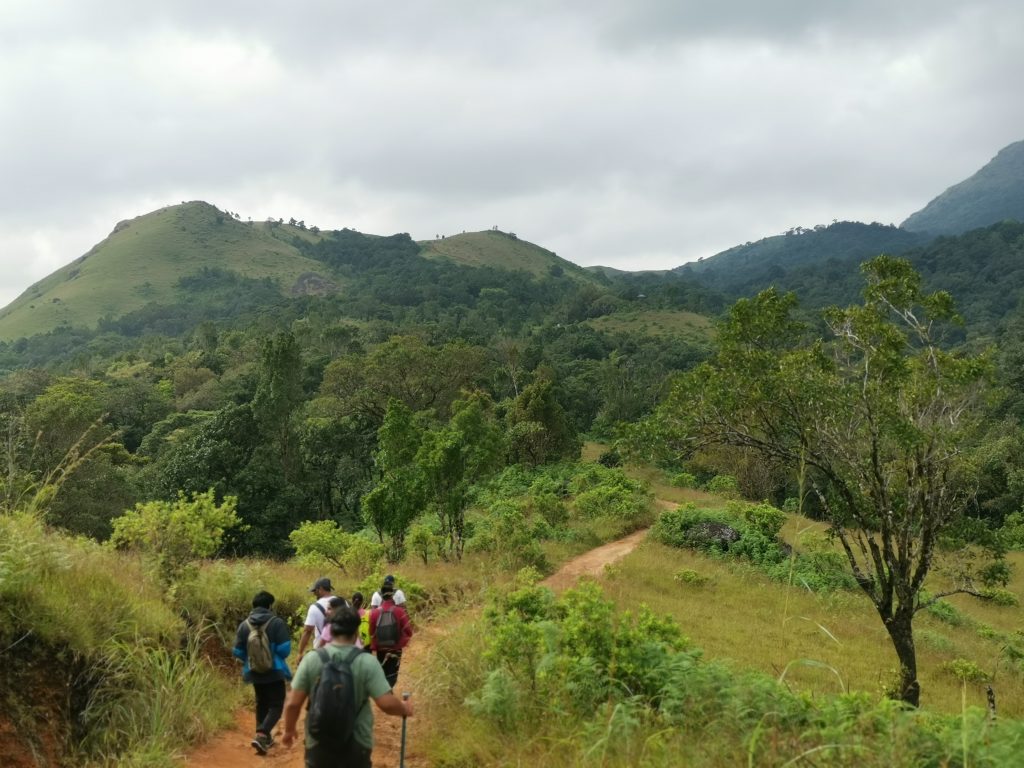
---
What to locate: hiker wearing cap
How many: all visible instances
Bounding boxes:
[297,577,335,658]
[233,591,292,755]
[282,602,413,768]
[369,583,412,687]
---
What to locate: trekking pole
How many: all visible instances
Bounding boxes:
[400,692,411,768]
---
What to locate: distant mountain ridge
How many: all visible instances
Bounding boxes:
[902,140,1024,235]
[672,221,932,297]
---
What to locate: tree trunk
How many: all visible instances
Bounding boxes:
[884,610,920,707]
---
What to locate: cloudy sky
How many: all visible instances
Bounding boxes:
[1,1,1022,306]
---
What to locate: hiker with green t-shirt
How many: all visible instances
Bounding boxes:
[282,602,414,767]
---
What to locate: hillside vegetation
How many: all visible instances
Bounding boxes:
[420,229,600,283]
[0,203,336,340]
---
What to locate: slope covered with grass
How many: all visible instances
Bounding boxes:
[0,202,333,340]
[420,230,601,284]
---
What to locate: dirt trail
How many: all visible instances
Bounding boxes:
[186,527,649,767]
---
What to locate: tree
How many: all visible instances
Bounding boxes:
[110,489,243,587]
[506,379,580,466]
[642,257,994,707]
[417,393,505,559]
[362,399,428,560]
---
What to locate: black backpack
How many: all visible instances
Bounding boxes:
[307,647,365,749]
[375,606,400,649]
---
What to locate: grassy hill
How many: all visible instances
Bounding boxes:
[0,202,335,341]
[903,139,1024,235]
[419,229,602,284]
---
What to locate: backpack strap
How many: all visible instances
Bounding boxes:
[313,601,327,615]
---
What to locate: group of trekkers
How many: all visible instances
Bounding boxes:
[232,574,414,767]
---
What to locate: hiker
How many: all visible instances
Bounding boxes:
[233,591,292,755]
[318,596,348,647]
[371,573,406,606]
[352,591,372,651]
[281,602,414,767]
[370,582,412,688]
[297,577,335,657]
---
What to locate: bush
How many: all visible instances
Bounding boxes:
[673,568,710,587]
[705,474,739,497]
[981,587,1019,606]
[109,490,244,588]
[670,472,698,489]
[939,658,990,683]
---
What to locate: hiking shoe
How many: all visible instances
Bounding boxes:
[251,733,273,755]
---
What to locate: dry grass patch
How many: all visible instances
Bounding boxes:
[599,539,1024,717]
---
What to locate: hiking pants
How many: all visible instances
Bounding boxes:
[376,650,402,688]
[254,679,286,735]
[305,741,372,768]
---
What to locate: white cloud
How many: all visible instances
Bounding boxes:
[1,1,1023,308]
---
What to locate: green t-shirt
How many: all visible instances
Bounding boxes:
[292,642,391,749]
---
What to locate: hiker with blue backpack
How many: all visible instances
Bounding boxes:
[370,581,412,688]
[233,591,292,755]
[282,601,414,767]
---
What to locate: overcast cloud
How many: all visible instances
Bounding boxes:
[1,1,1022,306]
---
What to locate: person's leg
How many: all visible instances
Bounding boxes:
[377,651,402,688]
[253,682,269,731]
[256,680,286,736]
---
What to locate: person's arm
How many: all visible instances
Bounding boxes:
[232,621,247,663]
[296,625,315,657]
[368,609,378,652]
[272,618,292,660]
[399,610,413,649]
[281,688,308,748]
[373,692,413,718]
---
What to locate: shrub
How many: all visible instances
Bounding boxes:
[673,568,710,587]
[670,472,698,489]
[288,520,384,578]
[109,490,244,588]
[740,501,786,538]
[705,474,739,497]
[925,598,967,626]
[981,587,1019,606]
[939,658,990,683]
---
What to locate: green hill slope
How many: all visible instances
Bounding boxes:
[0,202,335,340]
[903,139,1024,235]
[420,230,601,284]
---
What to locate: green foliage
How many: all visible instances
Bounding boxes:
[740,500,787,538]
[109,490,243,587]
[653,503,856,593]
[505,378,581,465]
[980,587,1019,606]
[939,658,990,683]
[706,474,739,496]
[670,471,698,488]
[925,599,968,627]
[288,519,384,578]
[999,511,1024,550]
[673,568,710,587]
